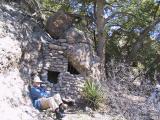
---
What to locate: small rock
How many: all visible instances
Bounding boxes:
[84,106,92,113]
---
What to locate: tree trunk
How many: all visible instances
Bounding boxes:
[96,0,106,81]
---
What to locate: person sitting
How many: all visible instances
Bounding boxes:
[30,76,67,119]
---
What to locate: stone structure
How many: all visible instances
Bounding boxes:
[18,11,102,101]
[39,37,86,100]
[45,11,102,81]
[15,7,102,101]
[20,32,84,100]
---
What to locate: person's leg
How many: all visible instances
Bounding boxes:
[39,97,59,111]
[52,93,67,113]
[39,98,50,110]
[47,97,59,111]
[48,97,65,119]
[55,108,61,119]
[52,93,63,105]
[39,97,64,119]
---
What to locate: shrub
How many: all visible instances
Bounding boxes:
[82,80,104,109]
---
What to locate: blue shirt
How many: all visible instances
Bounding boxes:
[30,86,50,109]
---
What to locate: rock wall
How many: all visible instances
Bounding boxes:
[39,38,86,100]
[58,72,85,99]
[42,39,68,73]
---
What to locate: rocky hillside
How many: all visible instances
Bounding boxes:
[1,2,160,120]
[0,4,40,120]
[0,3,109,120]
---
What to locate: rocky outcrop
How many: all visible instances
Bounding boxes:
[0,36,21,72]
[46,10,74,39]
[0,4,40,120]
[64,28,101,82]
[46,12,102,83]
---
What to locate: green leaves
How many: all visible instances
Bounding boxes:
[41,0,62,11]
[82,80,104,109]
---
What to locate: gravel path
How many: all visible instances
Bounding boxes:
[62,113,114,120]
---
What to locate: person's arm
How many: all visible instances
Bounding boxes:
[40,87,50,97]
[31,87,48,99]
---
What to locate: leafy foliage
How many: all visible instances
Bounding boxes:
[82,80,104,109]
[104,0,160,81]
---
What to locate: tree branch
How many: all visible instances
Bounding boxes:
[153,4,160,19]
[105,12,136,23]
[140,17,160,38]
[130,17,160,56]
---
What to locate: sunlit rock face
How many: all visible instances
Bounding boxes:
[64,28,101,82]
[0,4,40,120]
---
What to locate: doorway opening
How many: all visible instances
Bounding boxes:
[47,71,60,84]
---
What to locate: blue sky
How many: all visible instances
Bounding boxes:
[150,23,160,41]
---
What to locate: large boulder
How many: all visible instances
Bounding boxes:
[46,10,74,39]
[64,28,101,82]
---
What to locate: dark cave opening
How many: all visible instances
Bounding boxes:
[47,71,60,84]
[68,62,80,75]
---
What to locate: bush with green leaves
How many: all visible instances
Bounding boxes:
[82,80,104,109]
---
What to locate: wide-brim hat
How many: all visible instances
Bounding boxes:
[155,84,160,91]
[33,76,42,83]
